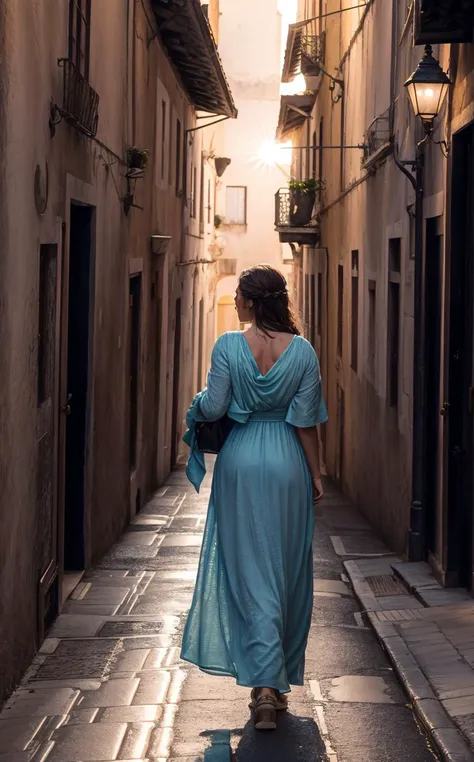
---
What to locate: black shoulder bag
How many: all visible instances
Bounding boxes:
[195,415,235,454]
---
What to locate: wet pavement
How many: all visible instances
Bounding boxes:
[0,466,437,762]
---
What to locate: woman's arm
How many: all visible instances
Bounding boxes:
[198,335,232,421]
[296,426,324,503]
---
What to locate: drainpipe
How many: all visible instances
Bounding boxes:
[390,0,426,560]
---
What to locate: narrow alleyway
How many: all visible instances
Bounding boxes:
[0,467,436,762]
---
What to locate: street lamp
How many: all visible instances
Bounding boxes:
[404,45,452,136]
[397,45,452,563]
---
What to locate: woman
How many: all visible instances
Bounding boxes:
[181,264,327,730]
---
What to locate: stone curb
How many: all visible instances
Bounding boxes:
[344,562,474,762]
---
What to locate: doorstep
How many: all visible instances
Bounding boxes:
[344,555,474,762]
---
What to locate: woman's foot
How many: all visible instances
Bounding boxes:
[252,690,277,731]
[249,688,288,712]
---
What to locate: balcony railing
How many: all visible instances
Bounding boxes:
[275,188,292,227]
[362,108,392,167]
[274,188,319,246]
[301,29,326,77]
[58,58,99,138]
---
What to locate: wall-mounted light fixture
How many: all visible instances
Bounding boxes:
[215,157,231,177]
[404,45,452,137]
[395,44,452,563]
[150,235,172,256]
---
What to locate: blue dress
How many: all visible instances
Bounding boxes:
[181,331,327,693]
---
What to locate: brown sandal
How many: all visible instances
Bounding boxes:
[249,688,288,712]
[252,692,277,731]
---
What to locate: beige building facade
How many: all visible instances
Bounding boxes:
[278,0,474,589]
[214,0,291,334]
[0,0,234,702]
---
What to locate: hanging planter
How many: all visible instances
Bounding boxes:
[288,178,320,226]
[215,157,231,177]
[127,147,149,171]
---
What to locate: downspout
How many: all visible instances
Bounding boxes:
[389,0,426,560]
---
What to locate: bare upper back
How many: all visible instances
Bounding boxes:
[242,328,296,377]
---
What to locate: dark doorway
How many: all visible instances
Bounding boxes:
[335,384,345,484]
[37,240,61,638]
[447,126,474,589]
[171,298,181,466]
[129,275,142,471]
[425,217,443,561]
[197,297,204,390]
[64,204,93,571]
[152,260,164,487]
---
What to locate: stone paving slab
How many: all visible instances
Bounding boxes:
[345,557,474,760]
[0,467,440,762]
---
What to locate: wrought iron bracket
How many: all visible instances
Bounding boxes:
[49,103,63,138]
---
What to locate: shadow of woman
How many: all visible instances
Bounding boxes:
[233,710,327,762]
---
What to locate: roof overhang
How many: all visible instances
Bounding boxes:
[276,94,315,141]
[281,21,307,83]
[151,0,237,119]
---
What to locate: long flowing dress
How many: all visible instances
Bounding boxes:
[181,331,327,694]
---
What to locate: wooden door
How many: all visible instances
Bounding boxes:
[37,220,63,641]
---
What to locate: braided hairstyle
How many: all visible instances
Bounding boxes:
[238,264,300,336]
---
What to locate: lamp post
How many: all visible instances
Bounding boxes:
[404,45,452,136]
[400,45,452,561]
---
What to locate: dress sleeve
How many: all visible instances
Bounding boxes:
[285,341,328,428]
[198,334,233,421]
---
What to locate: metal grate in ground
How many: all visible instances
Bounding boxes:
[366,575,408,597]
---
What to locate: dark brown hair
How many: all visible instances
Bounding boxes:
[238,264,300,336]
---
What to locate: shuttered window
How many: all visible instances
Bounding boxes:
[226,186,247,225]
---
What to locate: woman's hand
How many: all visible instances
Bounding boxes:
[312,475,324,504]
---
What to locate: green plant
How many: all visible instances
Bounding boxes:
[214,214,223,228]
[288,178,321,194]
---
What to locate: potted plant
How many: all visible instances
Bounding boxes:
[288,178,319,226]
[127,147,149,171]
[214,214,223,228]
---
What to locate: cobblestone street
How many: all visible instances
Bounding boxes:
[0,466,439,762]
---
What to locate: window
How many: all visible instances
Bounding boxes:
[68,0,91,79]
[161,101,166,180]
[368,279,376,380]
[351,251,359,372]
[319,118,324,191]
[38,245,58,405]
[310,274,316,346]
[199,153,205,233]
[337,264,343,357]
[225,186,247,225]
[306,119,311,180]
[387,239,401,408]
[312,131,317,179]
[175,119,182,197]
[190,162,195,218]
[317,273,322,337]
[168,108,173,186]
[304,274,310,338]
[129,275,142,470]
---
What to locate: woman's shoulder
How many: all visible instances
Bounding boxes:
[212,331,242,353]
[293,336,320,366]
